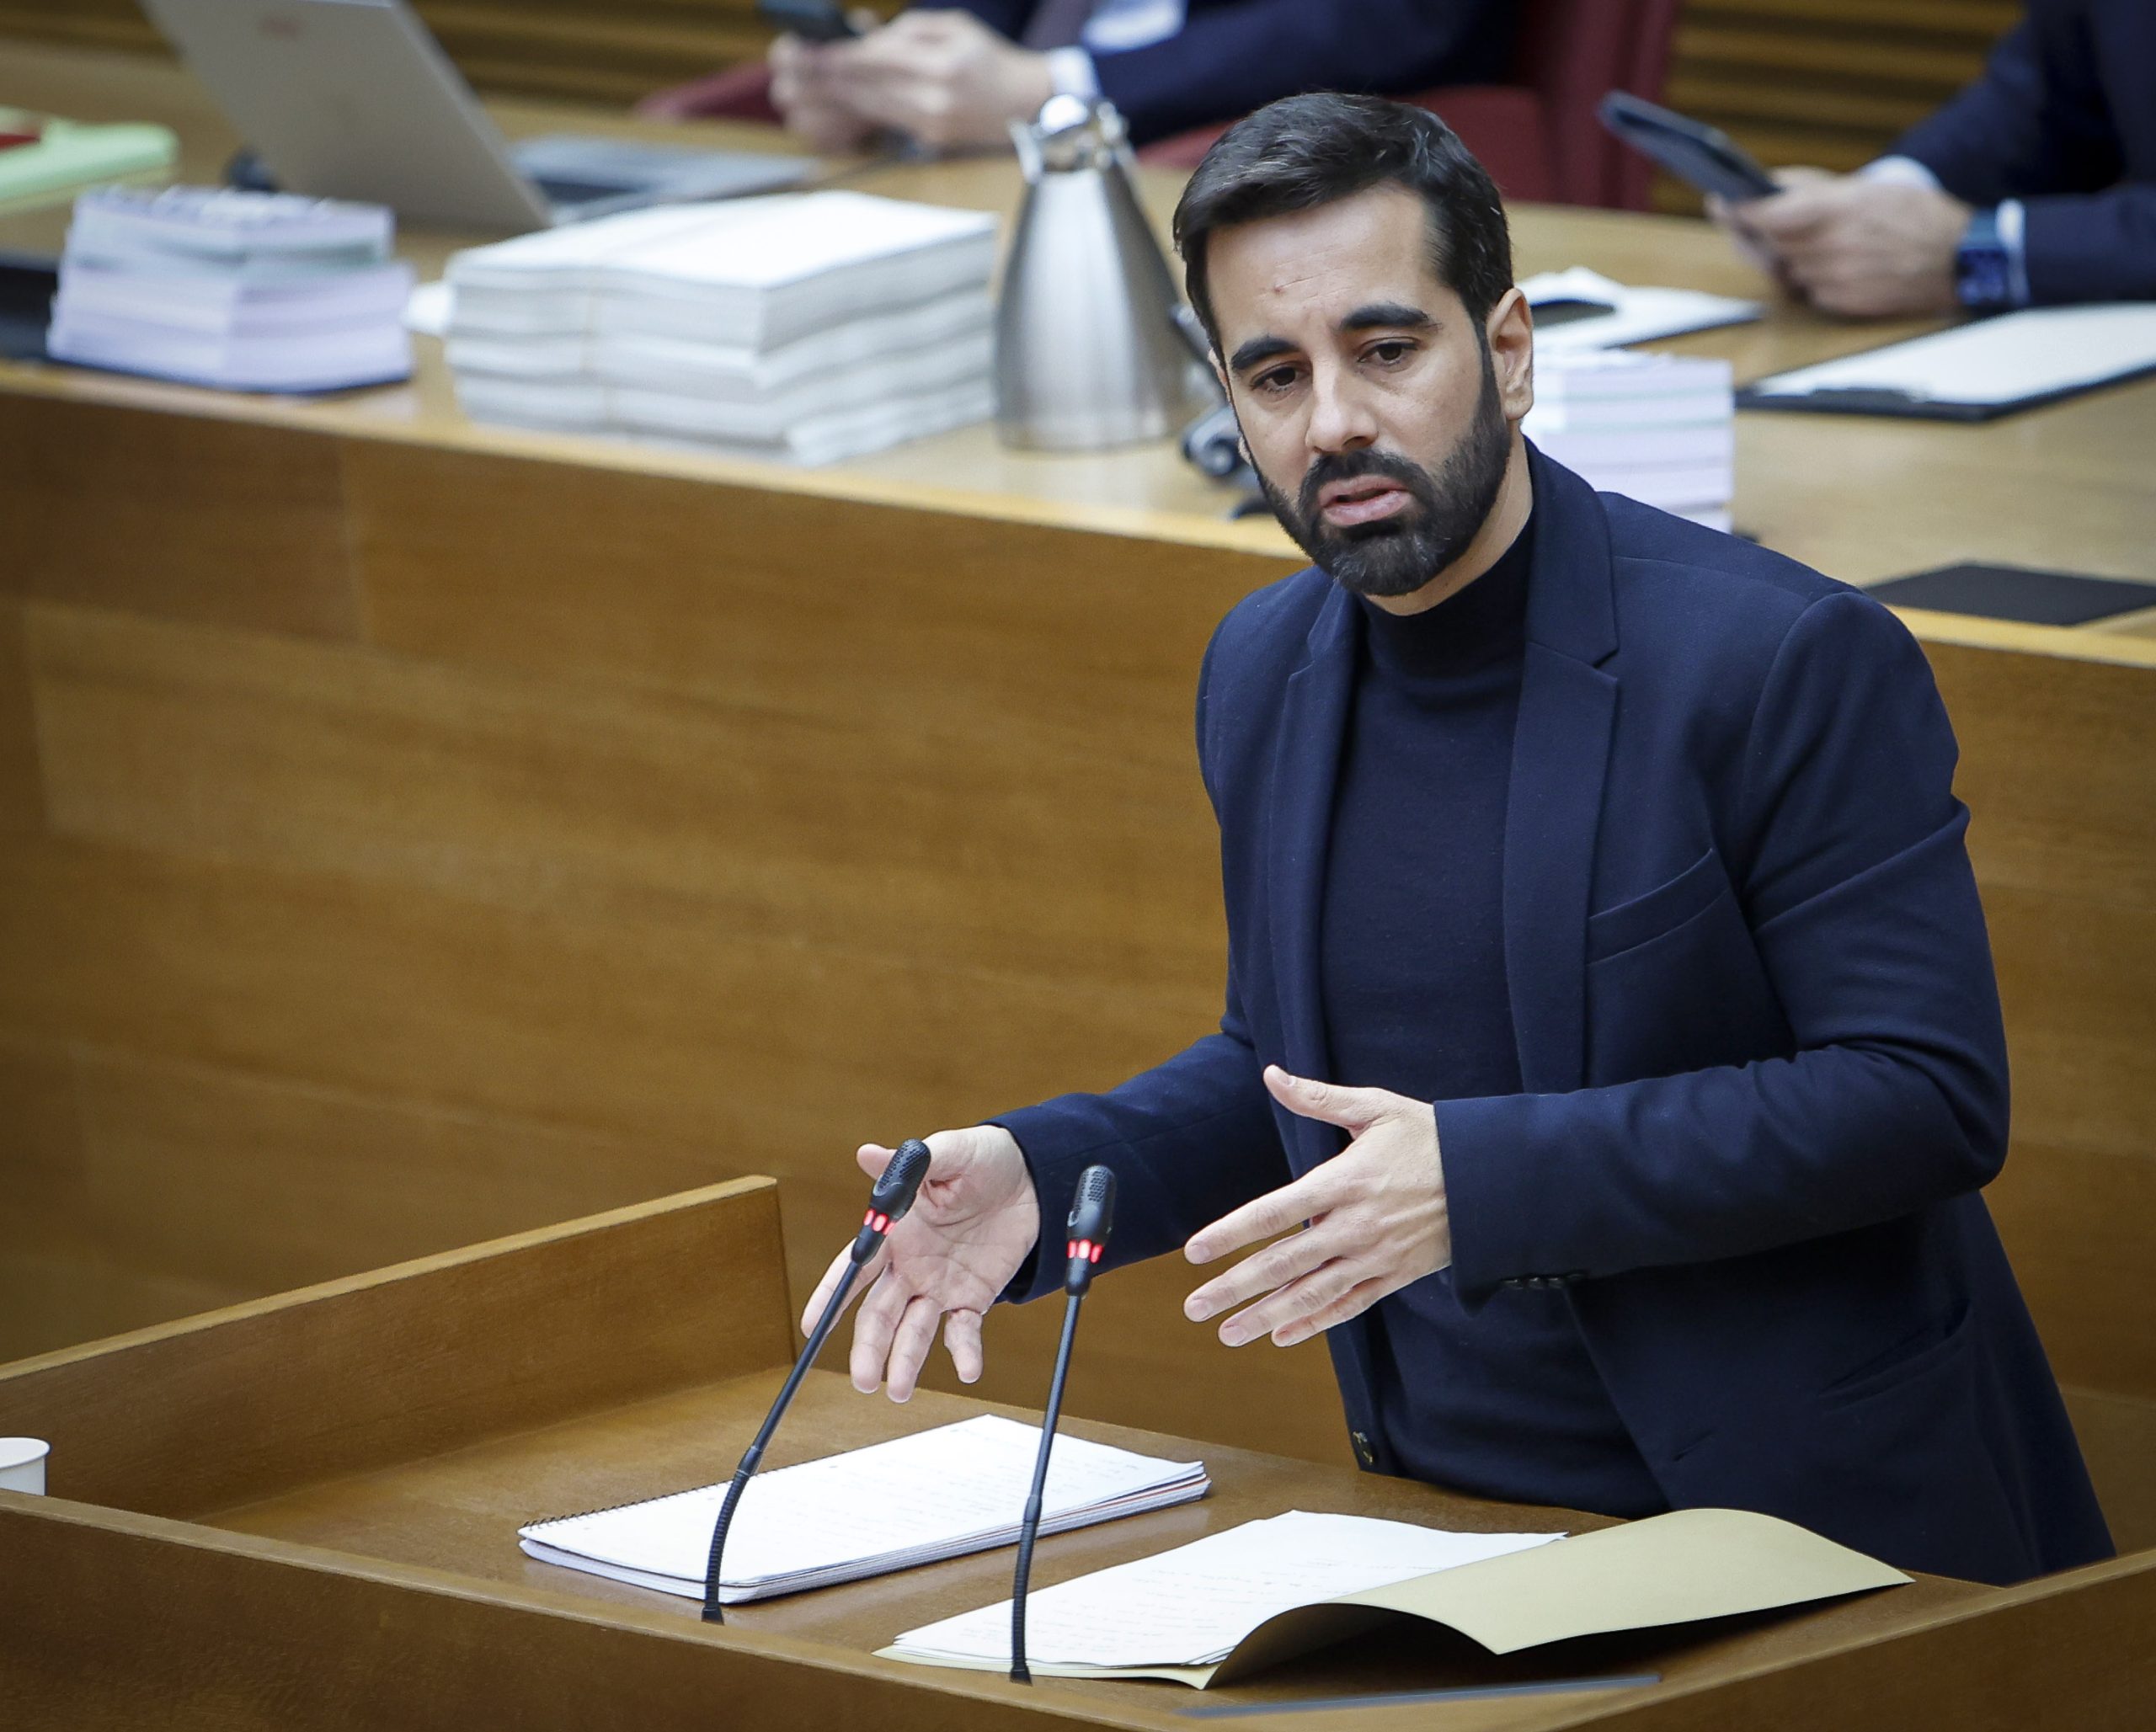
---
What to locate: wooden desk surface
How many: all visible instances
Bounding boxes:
[13,1176,2112,1732]
[4,39,2154,647]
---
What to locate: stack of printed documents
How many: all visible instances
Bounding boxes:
[519,1414,1207,1605]
[884,1506,1909,1688]
[45,185,412,392]
[444,191,997,464]
[1525,349,1737,531]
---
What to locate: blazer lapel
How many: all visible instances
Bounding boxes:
[1266,584,1357,1134]
[1503,450,1621,1094]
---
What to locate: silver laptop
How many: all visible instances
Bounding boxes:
[141,0,814,230]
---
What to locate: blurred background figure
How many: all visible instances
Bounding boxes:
[654,3,1514,155]
[1712,0,2153,317]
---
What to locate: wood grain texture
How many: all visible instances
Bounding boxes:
[1984,1144,2156,1403]
[2063,1388,2156,1559]
[0,1176,792,1516]
[7,1042,731,1297]
[0,395,360,640]
[0,604,44,834]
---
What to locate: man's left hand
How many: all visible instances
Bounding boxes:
[1737,177,1971,318]
[1182,1066,1451,1350]
[819,10,1055,152]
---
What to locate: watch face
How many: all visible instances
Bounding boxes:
[1956,243,2011,310]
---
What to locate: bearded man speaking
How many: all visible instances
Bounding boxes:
[802,94,2113,1585]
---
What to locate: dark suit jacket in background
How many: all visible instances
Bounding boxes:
[995,448,2114,1586]
[1894,0,2156,303]
[947,0,1513,145]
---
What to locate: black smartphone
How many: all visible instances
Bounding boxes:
[757,0,862,42]
[1597,92,1779,203]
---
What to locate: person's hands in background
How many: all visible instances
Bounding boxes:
[800,1125,1042,1401]
[1710,168,1971,318]
[771,9,1054,154]
[768,10,884,153]
[1182,1067,1453,1351]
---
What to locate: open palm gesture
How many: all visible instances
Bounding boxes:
[800,1126,1041,1402]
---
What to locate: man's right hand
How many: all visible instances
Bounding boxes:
[800,1125,1040,1402]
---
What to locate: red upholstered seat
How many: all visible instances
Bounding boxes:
[1140,0,1684,210]
[635,60,781,125]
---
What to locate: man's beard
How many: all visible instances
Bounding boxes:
[1256,346,1511,600]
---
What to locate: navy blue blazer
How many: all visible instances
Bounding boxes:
[996,449,2113,1586]
[1893,0,2156,303]
[947,1,1513,145]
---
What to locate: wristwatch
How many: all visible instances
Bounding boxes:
[1955,206,2015,310]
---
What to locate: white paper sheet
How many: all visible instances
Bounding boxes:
[1741,302,2156,408]
[889,1511,1563,1670]
[519,1414,1207,1601]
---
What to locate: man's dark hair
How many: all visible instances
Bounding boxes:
[1171,93,1514,351]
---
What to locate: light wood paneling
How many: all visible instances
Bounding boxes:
[0,1037,83,1223]
[0,1175,793,1516]
[344,439,1275,737]
[2064,1388,2156,1559]
[1939,643,2156,913]
[1985,1145,2156,1404]
[39,1047,730,1295]
[1983,886,2156,1173]
[0,395,360,640]
[0,602,45,834]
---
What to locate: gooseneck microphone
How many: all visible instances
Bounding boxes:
[1009,1163,1117,1683]
[700,1138,932,1623]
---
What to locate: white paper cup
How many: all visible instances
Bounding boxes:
[0,1437,49,1495]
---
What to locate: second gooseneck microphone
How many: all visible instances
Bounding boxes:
[1009,1163,1117,1684]
[700,1138,932,1623]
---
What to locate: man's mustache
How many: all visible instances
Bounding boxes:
[1295,450,1437,526]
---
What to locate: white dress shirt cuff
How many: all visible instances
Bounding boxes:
[1045,46,1101,101]
[1860,155,1943,192]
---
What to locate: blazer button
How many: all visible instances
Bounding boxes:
[1352,1430,1375,1467]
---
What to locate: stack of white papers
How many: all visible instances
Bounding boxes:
[888,1511,1563,1673]
[1526,349,1737,530]
[444,191,999,464]
[45,185,413,392]
[519,1414,1208,1605]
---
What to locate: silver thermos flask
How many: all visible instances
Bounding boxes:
[995,95,1218,451]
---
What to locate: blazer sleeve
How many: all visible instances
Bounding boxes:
[1439,590,2013,1300]
[939,0,1038,39]
[988,615,1290,1303]
[1089,0,1512,145]
[1891,3,2154,301]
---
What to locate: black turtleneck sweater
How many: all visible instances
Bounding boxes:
[1317,512,1666,1517]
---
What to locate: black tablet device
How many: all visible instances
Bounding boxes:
[757,0,862,42]
[1598,92,1779,203]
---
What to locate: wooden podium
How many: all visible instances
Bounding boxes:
[1,1178,2149,1729]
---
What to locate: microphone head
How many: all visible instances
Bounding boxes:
[1067,1164,1116,1244]
[871,1138,933,1223]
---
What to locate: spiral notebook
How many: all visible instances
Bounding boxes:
[518,1415,1209,1604]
